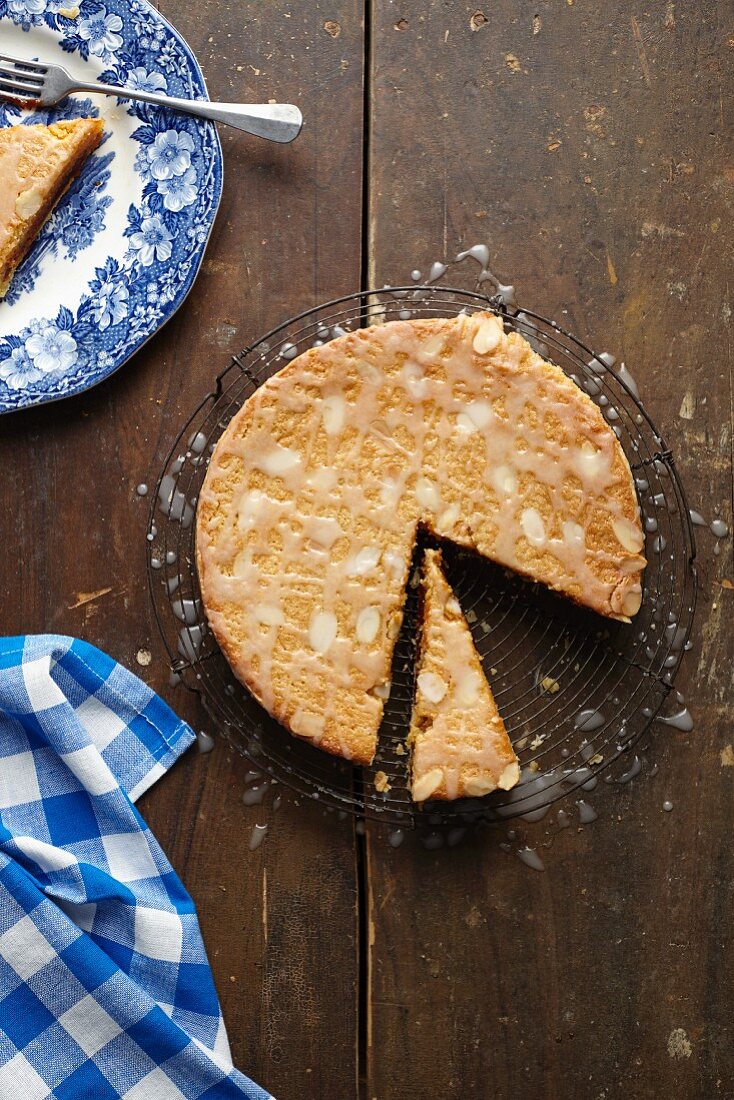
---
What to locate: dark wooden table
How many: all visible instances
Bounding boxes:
[2,3,732,1097]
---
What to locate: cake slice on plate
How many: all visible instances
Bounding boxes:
[0,118,104,297]
[408,548,520,802]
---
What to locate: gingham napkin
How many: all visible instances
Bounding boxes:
[0,635,271,1100]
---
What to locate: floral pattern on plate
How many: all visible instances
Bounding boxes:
[0,0,223,412]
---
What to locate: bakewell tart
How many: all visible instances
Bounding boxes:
[196,311,646,767]
[0,119,104,298]
[408,548,520,802]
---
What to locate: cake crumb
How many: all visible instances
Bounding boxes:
[136,648,152,667]
[529,733,545,750]
[395,743,406,756]
[374,770,391,793]
[515,736,528,751]
[465,608,477,624]
[540,675,560,693]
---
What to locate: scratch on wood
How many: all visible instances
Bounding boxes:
[68,587,113,609]
[679,391,695,419]
[720,744,734,767]
[379,881,396,911]
[606,250,618,286]
[667,1028,692,1059]
[641,222,685,239]
[630,16,652,87]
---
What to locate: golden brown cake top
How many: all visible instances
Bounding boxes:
[197,312,645,764]
[409,549,520,802]
[0,120,104,257]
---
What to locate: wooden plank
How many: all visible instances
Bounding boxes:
[0,2,365,1098]
[365,3,733,1098]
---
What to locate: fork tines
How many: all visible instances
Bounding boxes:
[0,52,47,73]
[0,54,45,100]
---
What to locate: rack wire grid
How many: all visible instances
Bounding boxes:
[147,284,697,827]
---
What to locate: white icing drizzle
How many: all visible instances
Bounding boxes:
[198,312,646,758]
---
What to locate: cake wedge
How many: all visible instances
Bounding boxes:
[0,118,104,298]
[408,549,520,802]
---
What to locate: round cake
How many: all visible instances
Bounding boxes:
[196,311,645,766]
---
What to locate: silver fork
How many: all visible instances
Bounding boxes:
[0,52,303,143]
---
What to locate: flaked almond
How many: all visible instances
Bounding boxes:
[562,520,585,546]
[356,606,380,644]
[347,545,381,575]
[417,671,447,703]
[309,610,337,654]
[437,502,460,530]
[383,548,405,575]
[498,761,521,790]
[254,603,284,627]
[415,476,441,512]
[455,412,478,434]
[465,399,493,429]
[491,464,517,496]
[321,394,346,435]
[463,775,497,797]
[371,680,391,700]
[621,585,643,617]
[520,506,546,546]
[472,315,503,355]
[412,767,444,802]
[16,187,43,220]
[577,440,606,479]
[400,362,428,397]
[295,711,326,739]
[612,516,644,554]
[445,596,462,616]
[418,333,445,358]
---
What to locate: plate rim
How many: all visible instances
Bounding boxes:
[0,0,224,416]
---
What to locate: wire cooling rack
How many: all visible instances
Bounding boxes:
[147,284,697,826]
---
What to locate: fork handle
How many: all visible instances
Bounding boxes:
[69,81,303,143]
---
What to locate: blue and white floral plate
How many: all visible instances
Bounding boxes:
[0,0,223,413]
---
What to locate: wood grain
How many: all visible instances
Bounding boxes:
[365,3,733,1098]
[0,3,364,1098]
[2,1,733,1098]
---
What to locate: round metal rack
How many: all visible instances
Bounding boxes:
[147,282,697,827]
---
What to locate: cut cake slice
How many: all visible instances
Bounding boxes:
[0,118,104,297]
[408,548,520,802]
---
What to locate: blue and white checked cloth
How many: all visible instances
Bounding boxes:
[0,635,271,1100]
